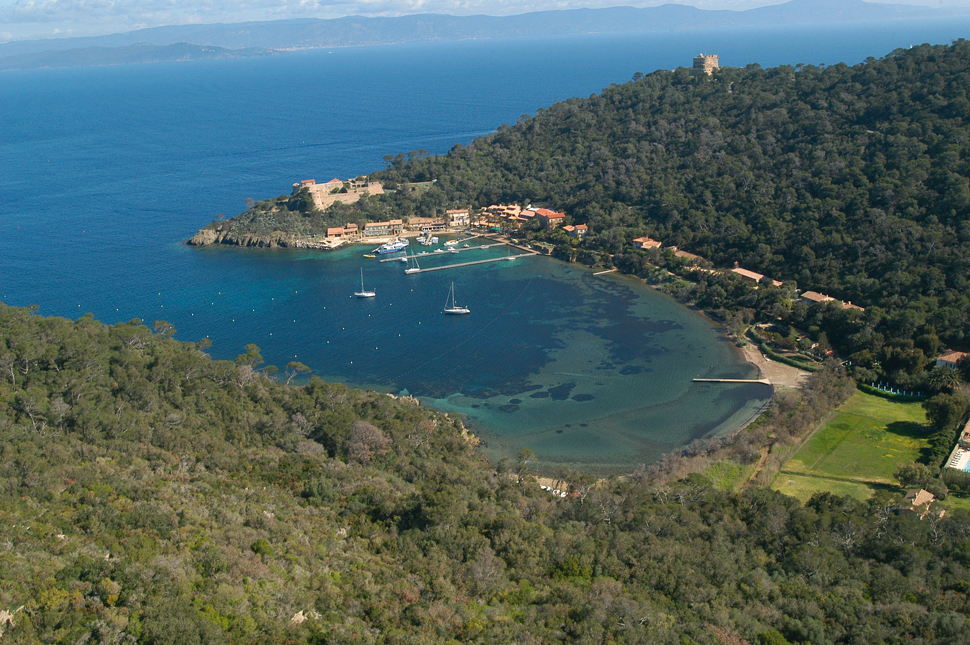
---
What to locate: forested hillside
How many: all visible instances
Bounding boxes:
[2,304,970,643]
[382,39,970,314]
[313,39,970,381]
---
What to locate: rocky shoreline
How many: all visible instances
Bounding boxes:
[186,227,349,250]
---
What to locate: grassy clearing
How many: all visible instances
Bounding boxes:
[703,460,758,492]
[940,494,970,514]
[772,473,880,502]
[773,391,930,503]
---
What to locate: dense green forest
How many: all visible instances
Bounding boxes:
[197,39,970,386]
[3,304,970,643]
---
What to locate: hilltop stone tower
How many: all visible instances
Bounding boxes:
[691,54,719,76]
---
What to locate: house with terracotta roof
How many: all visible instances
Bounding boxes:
[899,489,944,519]
[800,290,865,312]
[563,224,588,239]
[731,266,783,287]
[343,222,359,236]
[665,246,703,264]
[326,227,345,238]
[801,291,836,304]
[936,351,968,370]
[535,208,566,229]
[363,219,403,237]
[321,178,344,192]
[633,236,661,250]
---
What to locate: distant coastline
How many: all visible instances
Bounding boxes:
[0,42,278,72]
[3,1,969,71]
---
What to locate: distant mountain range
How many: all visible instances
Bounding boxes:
[1,0,967,71]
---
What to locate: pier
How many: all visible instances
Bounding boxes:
[593,268,617,276]
[405,253,537,274]
[378,242,508,262]
[693,378,772,385]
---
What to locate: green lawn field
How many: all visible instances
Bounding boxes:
[773,391,930,503]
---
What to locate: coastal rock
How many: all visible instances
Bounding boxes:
[187,227,222,246]
[187,225,347,250]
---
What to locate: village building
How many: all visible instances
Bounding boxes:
[563,224,588,239]
[801,291,836,304]
[534,208,566,229]
[363,219,403,237]
[633,236,662,250]
[936,350,968,370]
[899,489,944,519]
[667,246,705,264]
[800,290,865,312]
[407,217,446,232]
[446,208,470,227]
[496,204,524,218]
[731,266,783,287]
[326,227,345,238]
[690,54,719,76]
[343,222,359,237]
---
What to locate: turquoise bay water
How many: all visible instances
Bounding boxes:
[3,20,970,472]
[189,240,768,474]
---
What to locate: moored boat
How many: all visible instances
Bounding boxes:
[374,238,409,254]
[354,268,375,298]
[443,282,470,315]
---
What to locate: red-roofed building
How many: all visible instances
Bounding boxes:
[327,227,344,238]
[633,236,661,250]
[937,351,968,370]
[535,208,566,229]
[292,178,317,194]
[668,246,704,264]
[564,224,588,239]
[731,267,783,287]
[900,489,944,519]
[801,291,836,304]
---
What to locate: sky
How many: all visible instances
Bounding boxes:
[1,0,969,43]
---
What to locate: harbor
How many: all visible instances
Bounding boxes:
[377,241,510,262]
[402,252,537,274]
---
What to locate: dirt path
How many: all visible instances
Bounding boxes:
[740,343,812,390]
[741,445,771,492]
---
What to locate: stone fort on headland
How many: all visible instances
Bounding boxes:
[691,54,719,76]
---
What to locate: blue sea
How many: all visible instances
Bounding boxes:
[3,18,969,473]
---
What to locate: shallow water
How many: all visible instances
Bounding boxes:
[4,20,967,471]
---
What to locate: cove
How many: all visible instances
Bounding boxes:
[188,240,770,475]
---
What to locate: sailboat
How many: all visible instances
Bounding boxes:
[404,251,421,274]
[354,268,375,298]
[443,282,470,315]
